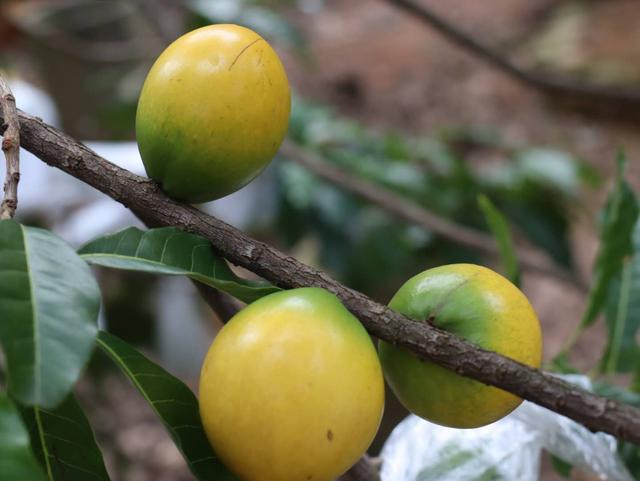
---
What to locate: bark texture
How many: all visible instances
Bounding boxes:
[0,76,20,219]
[7,109,640,445]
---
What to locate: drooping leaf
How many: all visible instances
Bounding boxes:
[20,394,110,481]
[601,218,640,373]
[96,331,237,481]
[0,393,47,481]
[582,154,639,328]
[79,227,279,304]
[477,195,520,286]
[0,220,100,407]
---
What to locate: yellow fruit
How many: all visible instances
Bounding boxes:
[379,264,542,428]
[199,288,385,481]
[136,24,291,202]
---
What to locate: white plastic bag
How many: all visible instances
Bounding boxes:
[380,375,634,481]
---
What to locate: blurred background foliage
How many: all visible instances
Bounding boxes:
[2,0,640,480]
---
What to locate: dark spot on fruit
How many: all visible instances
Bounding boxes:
[327,429,333,441]
[307,476,312,480]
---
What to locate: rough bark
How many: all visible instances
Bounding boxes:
[0,76,19,219]
[6,109,640,445]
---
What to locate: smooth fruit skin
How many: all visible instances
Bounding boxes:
[136,24,291,202]
[379,264,542,428]
[199,288,384,481]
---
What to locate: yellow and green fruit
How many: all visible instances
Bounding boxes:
[199,287,384,481]
[136,24,291,202]
[379,263,542,428]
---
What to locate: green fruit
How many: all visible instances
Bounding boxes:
[199,288,385,481]
[136,24,291,202]
[379,264,542,428]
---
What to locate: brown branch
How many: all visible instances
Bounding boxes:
[7,108,640,445]
[281,140,585,290]
[0,75,19,220]
[381,0,640,108]
[193,282,243,323]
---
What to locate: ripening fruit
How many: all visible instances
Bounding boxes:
[199,288,385,481]
[379,264,542,428]
[136,24,291,202]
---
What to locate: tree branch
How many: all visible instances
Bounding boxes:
[382,0,640,108]
[7,108,640,444]
[281,140,585,290]
[0,75,20,220]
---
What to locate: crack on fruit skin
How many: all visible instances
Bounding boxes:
[425,274,479,326]
[228,38,263,70]
[326,429,333,441]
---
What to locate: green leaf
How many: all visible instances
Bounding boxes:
[79,227,279,304]
[0,393,47,481]
[601,220,640,373]
[582,154,639,328]
[593,382,640,407]
[550,454,572,478]
[633,362,640,393]
[546,352,580,374]
[0,220,100,407]
[593,383,640,477]
[477,195,521,286]
[20,394,110,481]
[96,331,237,481]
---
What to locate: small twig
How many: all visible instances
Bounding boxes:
[193,282,243,323]
[132,0,186,44]
[0,75,20,220]
[382,0,640,108]
[281,140,586,290]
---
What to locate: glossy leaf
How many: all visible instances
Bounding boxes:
[582,155,638,328]
[96,331,237,481]
[477,195,520,286]
[0,220,100,407]
[20,394,110,481]
[79,227,279,304]
[0,393,47,481]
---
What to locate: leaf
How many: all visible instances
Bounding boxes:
[0,220,100,407]
[20,394,111,481]
[593,384,640,477]
[633,362,640,393]
[593,382,640,408]
[477,195,521,286]
[0,393,47,481]
[546,352,580,374]
[601,219,640,373]
[79,227,279,304]
[550,454,572,478]
[96,331,237,481]
[582,154,639,328]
